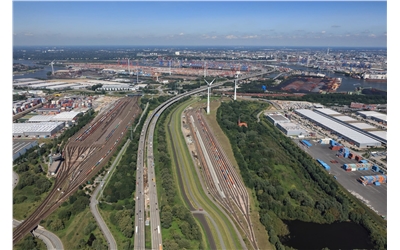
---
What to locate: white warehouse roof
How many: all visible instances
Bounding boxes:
[13,122,64,134]
[51,111,81,121]
[367,131,387,141]
[28,115,55,122]
[314,108,341,116]
[295,109,381,147]
[334,116,358,122]
[350,123,376,130]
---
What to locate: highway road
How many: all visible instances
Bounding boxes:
[133,67,275,249]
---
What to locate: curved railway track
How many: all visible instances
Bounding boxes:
[13,97,140,245]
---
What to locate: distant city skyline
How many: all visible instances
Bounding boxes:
[13,1,387,47]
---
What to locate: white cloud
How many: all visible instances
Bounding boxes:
[179,33,184,36]
[226,35,237,39]
[24,33,33,36]
[368,34,376,38]
[321,31,326,34]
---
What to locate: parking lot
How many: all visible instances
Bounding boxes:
[294,139,387,218]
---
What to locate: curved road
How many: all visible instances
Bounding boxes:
[13,171,63,250]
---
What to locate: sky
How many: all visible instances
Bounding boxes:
[4,1,395,249]
[12,1,387,47]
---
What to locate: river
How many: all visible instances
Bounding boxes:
[279,219,375,250]
[267,63,387,92]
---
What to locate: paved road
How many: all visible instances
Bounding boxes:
[134,102,149,250]
[13,219,64,250]
[90,140,132,250]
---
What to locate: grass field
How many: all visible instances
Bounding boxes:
[167,98,243,250]
[201,98,273,250]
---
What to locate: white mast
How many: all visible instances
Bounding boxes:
[204,78,215,114]
[128,58,130,74]
[234,79,237,101]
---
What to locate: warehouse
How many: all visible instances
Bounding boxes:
[313,108,342,116]
[46,83,81,90]
[13,122,64,138]
[97,84,131,91]
[276,122,307,136]
[356,111,387,124]
[295,109,381,148]
[28,115,54,123]
[332,115,358,122]
[51,111,80,122]
[348,122,376,130]
[29,81,68,89]
[13,140,38,161]
[367,131,387,141]
[266,114,290,126]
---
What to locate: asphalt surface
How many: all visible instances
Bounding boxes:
[133,103,150,250]
[294,139,387,217]
[13,220,64,249]
[89,140,132,250]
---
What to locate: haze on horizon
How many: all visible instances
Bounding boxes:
[13,1,387,47]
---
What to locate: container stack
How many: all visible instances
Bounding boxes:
[338,147,350,158]
[359,175,387,186]
[343,163,372,171]
[330,139,343,150]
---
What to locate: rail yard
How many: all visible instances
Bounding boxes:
[13,96,141,244]
[185,108,258,249]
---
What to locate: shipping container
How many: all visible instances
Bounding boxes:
[372,165,380,172]
[359,160,368,163]
[359,175,387,186]
[355,155,362,161]
[374,182,381,186]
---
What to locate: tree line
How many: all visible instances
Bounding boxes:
[216,100,386,250]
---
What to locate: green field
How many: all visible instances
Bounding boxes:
[166,98,243,250]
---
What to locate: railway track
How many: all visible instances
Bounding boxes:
[186,108,258,250]
[13,97,140,245]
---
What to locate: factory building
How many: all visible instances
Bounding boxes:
[266,114,290,126]
[276,122,307,136]
[13,122,64,138]
[295,109,381,148]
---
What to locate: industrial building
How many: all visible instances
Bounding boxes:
[295,109,381,148]
[13,122,64,138]
[266,114,290,126]
[97,84,131,91]
[28,111,80,125]
[276,122,307,136]
[312,108,386,145]
[13,140,38,161]
[356,111,387,124]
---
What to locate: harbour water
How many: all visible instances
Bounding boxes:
[13,60,65,80]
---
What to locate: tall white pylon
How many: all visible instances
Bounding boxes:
[203,61,207,78]
[234,79,237,101]
[128,58,130,74]
[204,78,215,114]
